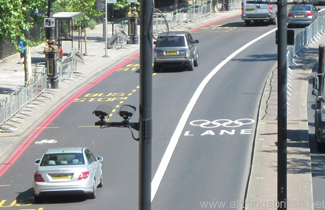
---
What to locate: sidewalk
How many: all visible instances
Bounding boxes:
[0,8,319,210]
[245,34,325,209]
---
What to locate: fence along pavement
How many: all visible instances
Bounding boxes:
[153,1,213,35]
[0,50,81,132]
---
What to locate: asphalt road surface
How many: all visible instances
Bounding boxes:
[0,15,283,210]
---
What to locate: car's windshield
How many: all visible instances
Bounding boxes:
[40,153,85,166]
[156,36,186,47]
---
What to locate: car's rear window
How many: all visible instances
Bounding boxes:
[40,153,85,166]
[291,5,311,11]
[156,36,186,47]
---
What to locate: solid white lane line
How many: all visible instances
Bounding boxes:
[151,28,277,202]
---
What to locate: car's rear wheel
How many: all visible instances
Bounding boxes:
[194,54,199,67]
[88,183,97,199]
[188,58,194,71]
[154,64,160,72]
[34,194,44,203]
[98,173,103,188]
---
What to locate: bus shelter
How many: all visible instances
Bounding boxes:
[53,12,83,54]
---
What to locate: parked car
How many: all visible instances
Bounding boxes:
[153,31,199,72]
[287,3,320,28]
[33,147,103,201]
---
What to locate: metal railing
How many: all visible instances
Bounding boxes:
[107,24,129,50]
[153,1,212,35]
[0,50,80,132]
[287,16,325,69]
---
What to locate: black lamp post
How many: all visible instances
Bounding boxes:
[44,0,59,88]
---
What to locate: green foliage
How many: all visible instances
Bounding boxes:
[87,19,97,30]
[115,0,140,13]
[0,0,141,51]
[0,0,48,47]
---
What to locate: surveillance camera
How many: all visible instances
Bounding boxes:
[119,104,136,120]
[93,104,113,120]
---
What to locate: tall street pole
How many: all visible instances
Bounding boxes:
[104,0,109,57]
[277,0,287,208]
[139,0,152,209]
[44,0,59,88]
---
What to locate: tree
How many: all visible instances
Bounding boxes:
[0,0,47,46]
[0,0,48,84]
[0,0,48,46]
[173,0,179,10]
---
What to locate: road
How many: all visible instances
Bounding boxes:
[0,15,298,209]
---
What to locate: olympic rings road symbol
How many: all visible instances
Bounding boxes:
[189,118,255,128]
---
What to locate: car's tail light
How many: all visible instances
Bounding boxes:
[242,2,244,14]
[288,13,294,17]
[34,174,45,182]
[78,171,90,180]
[306,12,313,17]
[186,50,190,58]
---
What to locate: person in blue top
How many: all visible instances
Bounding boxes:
[19,40,25,64]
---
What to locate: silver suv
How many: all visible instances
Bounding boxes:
[153,31,199,72]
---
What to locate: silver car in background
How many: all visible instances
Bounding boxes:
[33,147,103,201]
[153,31,199,72]
[287,3,320,27]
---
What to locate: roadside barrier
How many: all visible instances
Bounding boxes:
[286,16,325,115]
[0,51,81,132]
[153,1,212,35]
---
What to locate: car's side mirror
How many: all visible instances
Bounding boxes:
[153,41,157,45]
[97,156,104,162]
[195,40,199,44]
[35,159,40,165]
[312,89,318,97]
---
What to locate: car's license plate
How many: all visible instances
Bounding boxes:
[297,15,304,17]
[53,174,71,179]
[247,9,255,12]
[167,51,178,55]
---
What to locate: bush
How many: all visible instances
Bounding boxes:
[88,19,97,30]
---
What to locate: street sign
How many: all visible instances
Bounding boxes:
[44,18,55,28]
[127,0,137,2]
[96,0,105,12]
[107,0,117,3]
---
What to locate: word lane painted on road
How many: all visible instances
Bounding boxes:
[184,118,255,137]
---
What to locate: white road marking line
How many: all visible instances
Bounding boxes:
[151,28,277,202]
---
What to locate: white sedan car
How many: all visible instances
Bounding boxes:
[33,147,103,201]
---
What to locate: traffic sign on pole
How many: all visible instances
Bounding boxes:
[107,0,117,3]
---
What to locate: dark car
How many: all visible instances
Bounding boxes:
[153,31,199,72]
[287,3,320,28]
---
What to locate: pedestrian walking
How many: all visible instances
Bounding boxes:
[19,40,25,64]
[212,0,218,13]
